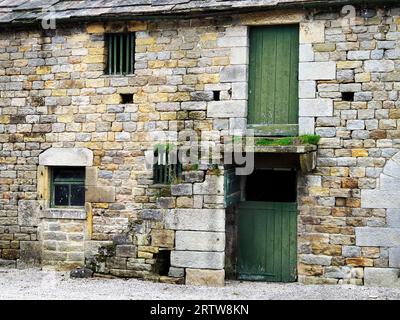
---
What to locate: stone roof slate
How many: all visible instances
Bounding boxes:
[0,0,396,26]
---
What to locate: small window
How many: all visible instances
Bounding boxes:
[153,147,182,184]
[51,167,85,207]
[106,33,135,75]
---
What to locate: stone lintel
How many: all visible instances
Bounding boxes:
[39,148,93,167]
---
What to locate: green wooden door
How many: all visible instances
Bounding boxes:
[237,202,297,282]
[248,25,299,136]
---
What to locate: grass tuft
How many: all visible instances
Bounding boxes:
[255,135,321,147]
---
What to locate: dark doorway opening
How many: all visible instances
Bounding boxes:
[245,169,297,202]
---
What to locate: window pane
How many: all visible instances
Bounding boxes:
[70,185,85,206]
[54,184,69,206]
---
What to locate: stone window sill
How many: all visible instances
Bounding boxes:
[151,183,179,189]
[41,208,87,220]
[100,74,136,79]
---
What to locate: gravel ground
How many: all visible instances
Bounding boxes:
[1,268,400,300]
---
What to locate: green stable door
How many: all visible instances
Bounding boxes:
[248,25,299,136]
[237,202,298,282]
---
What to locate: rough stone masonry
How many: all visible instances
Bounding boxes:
[0,0,400,287]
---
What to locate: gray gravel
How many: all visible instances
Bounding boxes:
[1,268,400,300]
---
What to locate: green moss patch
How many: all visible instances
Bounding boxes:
[256,135,321,147]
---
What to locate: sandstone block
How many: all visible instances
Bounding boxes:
[299,99,333,117]
[181,102,207,111]
[364,268,400,288]
[39,148,93,167]
[86,186,116,203]
[18,200,39,227]
[300,21,325,44]
[116,245,136,258]
[389,248,400,268]
[207,101,247,118]
[171,184,193,196]
[175,231,225,251]
[171,251,224,269]
[168,267,185,278]
[343,246,361,258]
[299,117,315,135]
[299,62,336,80]
[361,190,400,209]
[231,47,248,65]
[356,227,400,246]
[140,209,162,220]
[365,60,395,72]
[186,269,225,286]
[387,209,400,227]
[150,229,175,248]
[300,254,332,266]
[299,81,316,98]
[165,209,225,232]
[157,197,175,209]
[193,175,224,195]
[220,65,247,82]
[299,44,314,62]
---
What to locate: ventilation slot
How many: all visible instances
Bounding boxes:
[120,93,133,104]
[342,92,355,102]
[213,91,221,101]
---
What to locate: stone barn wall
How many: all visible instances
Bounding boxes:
[0,18,244,285]
[297,8,400,286]
[0,5,400,286]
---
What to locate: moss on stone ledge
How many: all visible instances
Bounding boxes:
[255,135,321,147]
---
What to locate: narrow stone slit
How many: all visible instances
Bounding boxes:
[213,91,221,101]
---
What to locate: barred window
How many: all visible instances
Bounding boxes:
[153,147,182,185]
[106,33,135,75]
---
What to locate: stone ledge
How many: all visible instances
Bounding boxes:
[251,145,317,154]
[41,209,87,220]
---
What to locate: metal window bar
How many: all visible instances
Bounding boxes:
[106,33,135,75]
[153,149,182,184]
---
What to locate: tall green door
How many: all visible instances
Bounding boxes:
[237,202,297,282]
[248,25,299,136]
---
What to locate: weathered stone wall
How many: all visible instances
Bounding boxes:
[298,8,400,286]
[1,6,400,286]
[0,18,241,285]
